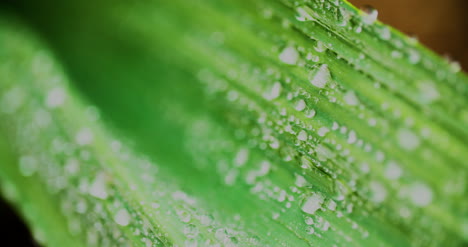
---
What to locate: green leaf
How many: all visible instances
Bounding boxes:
[0,0,467,246]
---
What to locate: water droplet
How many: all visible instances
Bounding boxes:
[1,87,25,114]
[295,99,306,111]
[19,156,38,177]
[263,82,282,101]
[361,6,378,25]
[417,81,440,103]
[306,53,320,62]
[408,49,421,64]
[326,200,337,211]
[177,210,192,223]
[317,127,329,137]
[384,161,402,180]
[347,130,357,144]
[379,26,391,40]
[306,226,315,234]
[316,144,335,161]
[304,216,314,225]
[305,109,316,118]
[279,46,299,65]
[314,41,327,53]
[34,109,52,128]
[355,25,362,33]
[369,181,387,203]
[46,87,66,108]
[295,174,307,187]
[343,91,359,106]
[76,128,94,146]
[257,161,271,176]
[89,173,108,199]
[114,208,131,226]
[269,138,280,149]
[234,148,249,167]
[297,130,308,141]
[296,7,314,21]
[409,183,433,207]
[184,224,199,239]
[397,128,420,150]
[301,193,324,214]
[309,64,331,88]
[224,169,239,186]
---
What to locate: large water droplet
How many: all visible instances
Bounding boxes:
[301,193,324,214]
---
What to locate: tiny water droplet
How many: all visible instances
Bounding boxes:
[114,208,131,226]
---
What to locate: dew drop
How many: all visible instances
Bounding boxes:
[343,91,359,106]
[409,183,433,207]
[76,128,94,146]
[279,46,299,65]
[326,200,337,211]
[295,174,307,187]
[114,209,131,226]
[301,193,324,214]
[296,7,314,21]
[263,82,282,101]
[304,216,314,225]
[361,6,378,25]
[18,156,38,177]
[314,41,327,53]
[417,81,440,103]
[397,128,420,150]
[234,148,249,167]
[297,130,308,141]
[184,224,199,239]
[317,127,329,137]
[379,26,391,40]
[369,181,387,203]
[309,64,331,88]
[295,99,307,111]
[1,87,25,114]
[347,130,357,144]
[89,173,108,199]
[408,49,421,64]
[306,226,315,234]
[46,87,66,108]
[384,161,402,180]
[305,109,316,118]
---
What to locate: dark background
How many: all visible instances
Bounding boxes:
[350,0,468,70]
[0,0,467,246]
